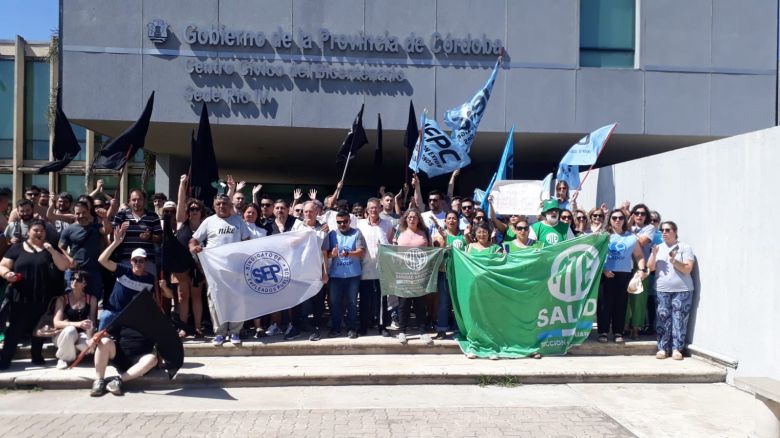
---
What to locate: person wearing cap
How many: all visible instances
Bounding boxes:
[530,199,574,247]
[97,225,156,330]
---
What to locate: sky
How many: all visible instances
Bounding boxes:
[0,0,58,41]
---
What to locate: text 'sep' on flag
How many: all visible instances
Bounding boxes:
[197,230,325,323]
[378,245,445,298]
[449,234,609,358]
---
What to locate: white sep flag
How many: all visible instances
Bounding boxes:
[198,230,324,323]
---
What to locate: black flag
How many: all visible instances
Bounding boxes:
[374,113,383,169]
[403,100,418,154]
[108,292,184,379]
[38,90,81,174]
[93,92,155,170]
[336,104,368,165]
[189,103,219,204]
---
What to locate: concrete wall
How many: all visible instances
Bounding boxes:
[576,126,780,380]
[60,0,777,137]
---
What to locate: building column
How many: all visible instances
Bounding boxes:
[48,42,58,192]
[12,36,25,201]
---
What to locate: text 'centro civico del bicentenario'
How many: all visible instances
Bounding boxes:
[161,22,503,107]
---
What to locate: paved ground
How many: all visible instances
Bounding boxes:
[0,384,757,437]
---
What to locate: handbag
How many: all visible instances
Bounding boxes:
[33,296,62,338]
[627,271,645,295]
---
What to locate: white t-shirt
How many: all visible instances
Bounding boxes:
[192,214,251,249]
[654,241,695,293]
[421,210,446,236]
[246,222,268,239]
[356,217,394,280]
[291,220,328,245]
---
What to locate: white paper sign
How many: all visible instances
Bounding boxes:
[491,180,545,215]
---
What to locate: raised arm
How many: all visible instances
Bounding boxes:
[447,169,460,200]
[98,223,127,272]
[47,195,76,222]
[88,179,105,197]
[44,241,71,272]
[412,175,424,212]
[487,195,507,233]
[176,174,189,225]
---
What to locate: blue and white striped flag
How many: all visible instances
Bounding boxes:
[443,57,502,152]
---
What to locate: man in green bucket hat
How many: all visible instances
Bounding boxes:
[530,199,574,247]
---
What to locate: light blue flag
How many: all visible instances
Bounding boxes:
[443,57,502,152]
[473,188,486,204]
[556,163,580,192]
[408,119,471,178]
[540,172,554,201]
[559,123,617,166]
[409,112,427,173]
[479,172,498,212]
[480,126,514,211]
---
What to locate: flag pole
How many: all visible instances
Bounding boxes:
[574,123,618,192]
[339,149,352,183]
[69,329,108,369]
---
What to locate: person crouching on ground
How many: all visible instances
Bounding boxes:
[52,270,98,369]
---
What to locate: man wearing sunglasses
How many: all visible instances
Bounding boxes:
[529,199,574,247]
[322,211,366,339]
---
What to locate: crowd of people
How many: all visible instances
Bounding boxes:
[0,173,697,395]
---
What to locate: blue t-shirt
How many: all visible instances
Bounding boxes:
[323,228,366,279]
[107,264,155,312]
[604,232,638,273]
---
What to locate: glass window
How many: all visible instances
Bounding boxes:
[0,59,14,159]
[580,0,636,68]
[22,173,49,191]
[58,174,85,195]
[0,173,12,191]
[24,60,51,160]
[72,124,87,161]
[131,148,144,163]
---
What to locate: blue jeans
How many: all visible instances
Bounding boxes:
[656,291,693,352]
[436,271,452,332]
[329,276,360,333]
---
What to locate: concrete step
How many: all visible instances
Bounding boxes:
[0,354,727,390]
[7,333,659,358]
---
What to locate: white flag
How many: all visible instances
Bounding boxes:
[198,230,324,323]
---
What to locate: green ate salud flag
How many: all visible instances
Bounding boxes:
[449,234,609,358]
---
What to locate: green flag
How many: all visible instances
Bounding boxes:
[378,245,445,298]
[449,233,609,358]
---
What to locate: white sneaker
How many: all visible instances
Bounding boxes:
[266,323,282,336]
[389,321,400,330]
[56,359,68,370]
[397,333,408,345]
[420,333,433,346]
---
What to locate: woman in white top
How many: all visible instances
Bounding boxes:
[242,203,268,239]
[648,221,695,361]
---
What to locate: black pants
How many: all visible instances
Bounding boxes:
[0,301,48,368]
[398,296,427,334]
[359,279,381,334]
[306,286,327,329]
[597,272,632,336]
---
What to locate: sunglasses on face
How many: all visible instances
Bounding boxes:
[591,214,604,219]
[561,215,572,220]
[260,203,273,207]
[611,216,625,221]
[515,226,529,231]
[661,228,674,233]
[651,218,660,223]
[576,216,586,220]
[428,198,440,203]
[73,277,85,283]
[131,258,146,264]
[336,220,348,225]
[462,205,474,210]
[188,206,201,212]
[25,192,40,197]
[634,211,647,216]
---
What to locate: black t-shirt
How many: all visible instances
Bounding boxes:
[4,243,60,303]
[59,222,103,269]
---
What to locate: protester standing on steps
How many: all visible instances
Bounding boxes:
[189,193,251,347]
[393,208,434,346]
[530,200,574,247]
[626,203,656,339]
[291,201,329,341]
[0,219,71,369]
[174,176,206,338]
[648,221,695,361]
[356,198,394,337]
[597,209,648,344]
[465,221,502,255]
[433,211,466,340]
[322,210,366,340]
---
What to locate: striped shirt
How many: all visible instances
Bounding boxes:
[111,209,162,262]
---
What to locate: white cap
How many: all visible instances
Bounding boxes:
[163,201,177,209]
[130,248,147,259]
